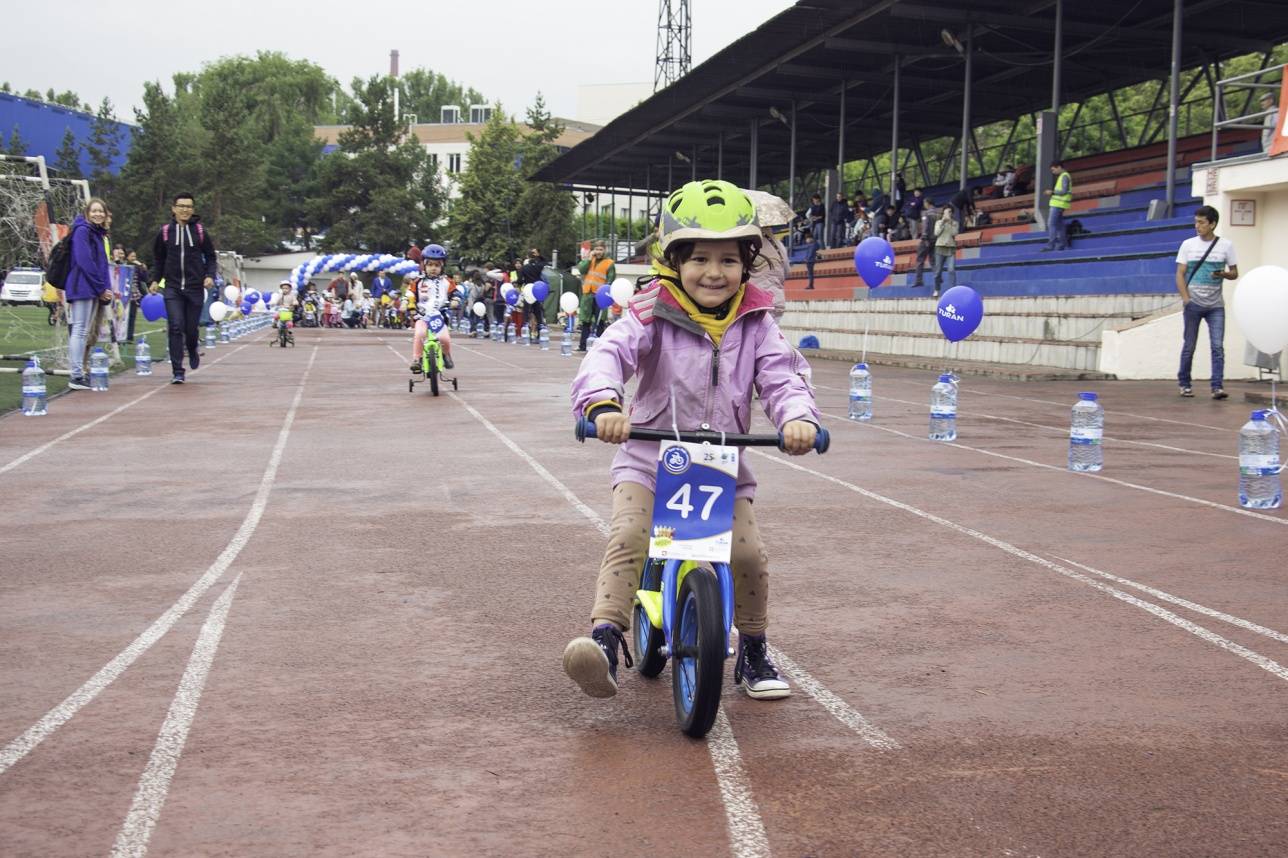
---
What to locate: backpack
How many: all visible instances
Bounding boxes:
[161,222,205,245]
[45,233,74,289]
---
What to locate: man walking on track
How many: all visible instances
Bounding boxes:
[577,240,615,351]
[153,192,217,384]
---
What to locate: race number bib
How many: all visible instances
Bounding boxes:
[649,441,737,563]
[425,313,444,334]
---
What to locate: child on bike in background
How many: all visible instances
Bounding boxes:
[274,280,298,327]
[410,244,455,371]
[564,180,819,701]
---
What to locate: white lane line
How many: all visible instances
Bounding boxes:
[816,411,1288,526]
[765,647,900,750]
[0,345,249,477]
[110,573,243,858]
[752,450,1288,684]
[709,709,771,858]
[815,383,1234,459]
[0,346,316,776]
[453,342,524,370]
[1049,556,1288,645]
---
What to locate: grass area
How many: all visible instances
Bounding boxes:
[0,304,169,415]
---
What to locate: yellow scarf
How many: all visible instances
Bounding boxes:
[659,279,744,346]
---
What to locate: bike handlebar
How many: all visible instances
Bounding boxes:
[575,418,829,454]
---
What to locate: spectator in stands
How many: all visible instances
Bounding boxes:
[799,231,818,290]
[931,206,958,299]
[806,194,825,245]
[64,198,112,390]
[1175,205,1238,400]
[949,186,974,231]
[903,188,925,239]
[848,203,871,245]
[872,204,895,241]
[828,192,852,248]
[869,187,886,213]
[893,172,907,209]
[1042,160,1073,252]
[1261,91,1279,153]
[853,191,868,211]
[911,199,937,289]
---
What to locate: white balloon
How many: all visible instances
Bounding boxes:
[610,277,634,307]
[209,301,229,322]
[559,291,579,314]
[522,284,536,305]
[268,292,281,306]
[223,285,240,303]
[473,301,486,317]
[1232,265,1288,355]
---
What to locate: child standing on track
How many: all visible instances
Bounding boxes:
[410,244,455,370]
[564,180,820,701]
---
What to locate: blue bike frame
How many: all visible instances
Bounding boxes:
[660,558,735,657]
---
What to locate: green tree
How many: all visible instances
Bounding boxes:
[311,75,444,252]
[83,97,123,185]
[6,125,28,155]
[447,107,523,263]
[21,89,42,102]
[53,127,82,178]
[513,93,576,264]
[197,69,272,250]
[396,68,486,124]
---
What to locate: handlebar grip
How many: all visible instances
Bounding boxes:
[576,417,597,442]
[774,426,830,454]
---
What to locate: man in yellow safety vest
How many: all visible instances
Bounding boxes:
[1042,160,1073,252]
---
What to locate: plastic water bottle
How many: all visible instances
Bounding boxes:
[506,322,515,343]
[928,374,957,441]
[89,347,110,391]
[539,326,550,351]
[492,324,502,343]
[587,331,598,350]
[219,324,230,343]
[848,362,872,421]
[1068,392,1104,472]
[135,338,152,376]
[1238,410,1282,509]
[21,360,47,416]
[521,327,530,347]
[204,326,216,349]
[560,326,572,357]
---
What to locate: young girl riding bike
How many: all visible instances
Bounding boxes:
[410,244,456,371]
[564,180,820,702]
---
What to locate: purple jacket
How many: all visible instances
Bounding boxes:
[571,280,818,499]
[63,215,110,302]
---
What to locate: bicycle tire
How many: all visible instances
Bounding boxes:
[634,560,668,678]
[672,567,724,738]
[428,356,440,396]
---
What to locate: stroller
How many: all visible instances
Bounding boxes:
[301,297,319,328]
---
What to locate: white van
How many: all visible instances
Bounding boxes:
[1,268,46,305]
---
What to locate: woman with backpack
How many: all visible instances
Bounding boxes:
[63,198,113,390]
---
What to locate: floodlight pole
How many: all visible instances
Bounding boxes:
[959,28,973,190]
[1164,0,1182,216]
[837,79,847,197]
[749,119,759,188]
[890,58,901,205]
[1051,0,1064,133]
[789,102,798,215]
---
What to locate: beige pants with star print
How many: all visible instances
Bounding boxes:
[591,482,770,635]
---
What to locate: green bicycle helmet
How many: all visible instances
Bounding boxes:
[658,180,761,251]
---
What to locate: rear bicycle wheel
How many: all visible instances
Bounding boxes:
[428,352,440,396]
[633,559,667,678]
[672,567,725,738]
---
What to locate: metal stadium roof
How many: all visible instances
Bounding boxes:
[533,0,1288,192]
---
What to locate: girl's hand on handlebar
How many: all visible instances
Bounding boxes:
[595,412,631,444]
[781,420,817,455]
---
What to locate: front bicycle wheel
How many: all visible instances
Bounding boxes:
[633,559,667,678]
[427,351,440,396]
[672,567,725,738]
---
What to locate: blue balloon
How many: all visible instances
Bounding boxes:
[853,236,895,289]
[936,285,984,342]
[140,293,166,321]
[504,288,519,306]
[532,280,549,302]
[595,283,614,309]
[798,335,820,349]
[244,289,261,305]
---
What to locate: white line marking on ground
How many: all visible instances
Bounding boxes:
[110,573,243,858]
[0,346,316,776]
[1050,556,1288,645]
[814,383,1234,459]
[752,450,1288,683]
[453,342,524,370]
[766,646,900,749]
[816,411,1288,526]
[0,345,249,477]
[709,709,772,858]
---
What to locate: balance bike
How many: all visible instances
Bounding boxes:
[409,312,457,397]
[575,419,829,737]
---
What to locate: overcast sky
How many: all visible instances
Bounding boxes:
[8,0,797,123]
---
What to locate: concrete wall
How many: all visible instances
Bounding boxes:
[1100,155,1288,380]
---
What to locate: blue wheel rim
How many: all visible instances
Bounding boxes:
[676,591,698,715]
[634,605,650,661]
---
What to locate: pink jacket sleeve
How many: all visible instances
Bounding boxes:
[751,315,820,429]
[569,309,656,419]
